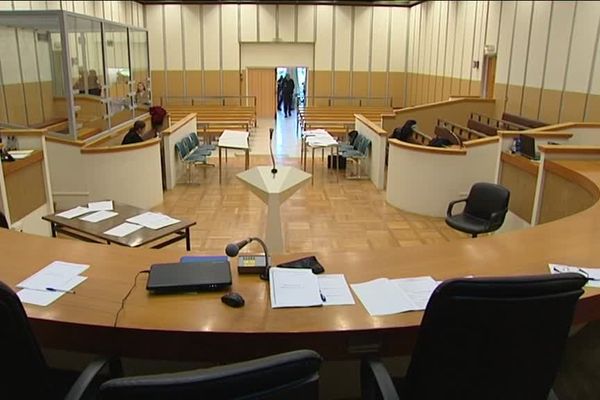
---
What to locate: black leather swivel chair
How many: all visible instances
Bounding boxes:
[360,273,587,400]
[446,182,510,237]
[99,349,322,400]
[0,280,121,399]
[0,211,8,229]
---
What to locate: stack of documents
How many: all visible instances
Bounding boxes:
[269,268,354,308]
[56,206,92,219]
[80,210,118,223]
[88,200,113,211]
[17,261,88,306]
[549,263,600,288]
[304,130,338,147]
[351,276,439,316]
[8,149,34,159]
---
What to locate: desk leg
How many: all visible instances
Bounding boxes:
[225,148,228,163]
[51,223,57,238]
[245,149,249,170]
[311,147,315,185]
[185,227,191,251]
[218,146,222,184]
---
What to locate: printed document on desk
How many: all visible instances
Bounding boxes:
[79,210,118,223]
[218,130,249,149]
[104,222,143,237]
[318,274,355,306]
[55,206,91,219]
[351,276,438,316]
[549,263,600,288]
[270,267,323,308]
[87,200,114,211]
[126,212,180,229]
[17,261,89,306]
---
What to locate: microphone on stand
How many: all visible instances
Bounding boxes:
[269,128,278,175]
[225,237,272,281]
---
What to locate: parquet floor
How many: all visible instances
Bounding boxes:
[153,113,466,254]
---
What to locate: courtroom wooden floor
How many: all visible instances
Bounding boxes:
[152,111,466,254]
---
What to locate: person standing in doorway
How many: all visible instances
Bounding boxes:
[276,75,284,112]
[282,73,295,118]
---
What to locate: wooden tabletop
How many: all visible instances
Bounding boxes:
[42,202,195,248]
[4,160,600,361]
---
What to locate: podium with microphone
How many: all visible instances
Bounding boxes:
[236,128,311,254]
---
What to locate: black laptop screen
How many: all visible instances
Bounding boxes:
[519,134,536,159]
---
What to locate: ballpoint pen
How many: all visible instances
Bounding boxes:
[319,291,327,302]
[45,287,76,294]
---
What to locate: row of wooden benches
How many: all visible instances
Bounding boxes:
[167,105,256,141]
[298,105,393,136]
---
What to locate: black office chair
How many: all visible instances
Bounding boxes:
[99,349,322,400]
[0,280,121,399]
[361,273,587,400]
[446,182,510,237]
[0,211,8,229]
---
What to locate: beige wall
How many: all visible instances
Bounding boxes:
[408,1,600,123]
[146,3,408,106]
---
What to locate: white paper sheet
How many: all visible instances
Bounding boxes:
[126,212,180,230]
[391,276,439,310]
[17,261,89,291]
[87,200,114,211]
[103,222,143,237]
[317,274,355,306]
[55,206,91,219]
[17,289,63,306]
[79,210,118,223]
[351,278,416,316]
[270,268,323,308]
[8,149,34,159]
[549,263,600,288]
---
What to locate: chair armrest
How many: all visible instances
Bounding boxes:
[360,358,400,400]
[446,198,467,217]
[65,357,123,400]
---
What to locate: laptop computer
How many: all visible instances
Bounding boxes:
[146,260,232,294]
[519,134,540,160]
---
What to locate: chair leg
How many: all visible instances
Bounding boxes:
[471,233,478,238]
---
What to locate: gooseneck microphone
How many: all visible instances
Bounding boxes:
[225,237,272,281]
[269,128,278,175]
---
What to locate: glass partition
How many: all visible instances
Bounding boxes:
[0,10,150,141]
[129,29,150,117]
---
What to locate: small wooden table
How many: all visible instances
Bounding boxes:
[42,202,196,250]
[217,130,250,184]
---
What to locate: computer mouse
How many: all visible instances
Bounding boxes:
[221,292,245,308]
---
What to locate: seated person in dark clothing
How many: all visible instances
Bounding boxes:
[122,120,155,145]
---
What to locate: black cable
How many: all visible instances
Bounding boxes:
[113,270,149,328]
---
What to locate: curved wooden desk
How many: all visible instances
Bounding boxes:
[3,160,600,362]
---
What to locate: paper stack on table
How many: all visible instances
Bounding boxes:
[55,206,91,219]
[103,222,143,237]
[126,212,180,230]
[17,261,89,306]
[549,263,600,288]
[87,200,114,211]
[80,210,118,223]
[351,276,439,316]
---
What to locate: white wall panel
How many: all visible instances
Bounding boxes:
[202,4,220,70]
[590,36,600,95]
[222,4,239,69]
[0,2,12,10]
[240,4,258,42]
[543,1,576,91]
[18,30,38,82]
[164,4,183,71]
[74,1,85,15]
[525,1,552,88]
[389,8,408,72]
[460,2,476,79]
[31,1,47,10]
[146,5,164,70]
[353,6,371,72]
[0,27,20,84]
[241,43,313,69]
[429,2,441,76]
[508,1,533,86]
[451,2,466,79]
[422,2,434,75]
[444,2,456,77]
[278,4,295,42]
[297,5,315,42]
[37,40,52,81]
[485,1,502,49]
[436,1,448,76]
[94,1,103,19]
[406,6,416,73]
[315,5,333,70]
[13,1,30,10]
[182,5,202,70]
[258,4,276,42]
[565,1,600,93]
[46,1,61,11]
[495,1,516,84]
[63,1,73,12]
[334,6,352,71]
[371,7,390,72]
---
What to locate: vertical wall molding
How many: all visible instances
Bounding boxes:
[440,1,449,100]
[199,5,205,96]
[161,5,167,99]
[385,7,392,101]
[503,2,518,114]
[294,4,298,42]
[537,1,554,120]
[331,6,336,96]
[218,4,223,95]
[403,7,410,107]
[433,3,442,101]
[518,1,535,115]
[367,6,374,97]
[468,1,478,95]
[180,4,187,97]
[349,6,355,96]
[33,30,46,121]
[14,29,30,125]
[583,10,600,121]
[557,2,578,122]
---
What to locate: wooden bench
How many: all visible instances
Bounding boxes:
[470,112,528,131]
[502,112,548,129]
[467,119,499,136]
[437,118,486,141]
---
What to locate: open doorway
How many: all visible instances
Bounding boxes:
[276,67,308,119]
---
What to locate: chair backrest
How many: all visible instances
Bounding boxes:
[502,112,547,128]
[467,118,498,136]
[403,273,586,400]
[0,211,8,229]
[464,182,510,226]
[174,142,188,160]
[99,349,322,400]
[188,132,199,148]
[434,125,462,146]
[0,281,51,397]
[182,136,195,152]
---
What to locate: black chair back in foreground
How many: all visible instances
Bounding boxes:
[361,273,587,400]
[446,182,510,238]
[99,349,322,400]
[0,281,120,399]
